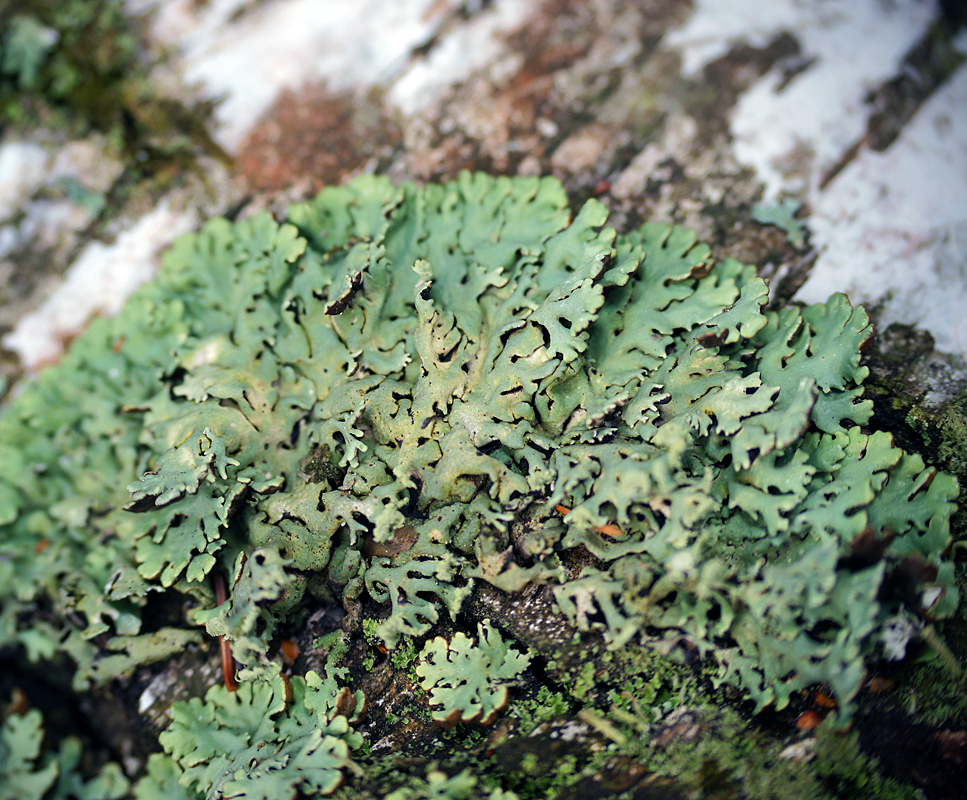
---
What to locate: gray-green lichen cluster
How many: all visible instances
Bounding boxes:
[136,670,361,800]
[417,620,531,725]
[0,172,960,796]
[0,707,128,800]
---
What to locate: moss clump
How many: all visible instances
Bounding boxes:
[0,1,226,173]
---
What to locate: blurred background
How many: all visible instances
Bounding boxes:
[0,0,964,378]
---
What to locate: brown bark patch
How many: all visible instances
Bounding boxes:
[237,84,401,193]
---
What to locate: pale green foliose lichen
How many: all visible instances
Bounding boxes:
[135,671,362,800]
[416,619,531,725]
[0,707,129,800]
[0,172,960,792]
[752,197,807,249]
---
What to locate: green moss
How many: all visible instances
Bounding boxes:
[577,700,919,800]
[381,765,499,800]
[507,686,571,732]
[0,0,226,180]
[894,652,967,726]
[566,660,598,703]
[905,392,967,481]
[391,636,420,673]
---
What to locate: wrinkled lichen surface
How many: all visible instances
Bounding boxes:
[0,173,959,798]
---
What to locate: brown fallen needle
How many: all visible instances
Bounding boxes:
[555,504,624,537]
[212,570,239,691]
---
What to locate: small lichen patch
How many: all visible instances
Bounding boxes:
[138,673,361,800]
[417,620,532,726]
[752,197,808,249]
[0,705,129,800]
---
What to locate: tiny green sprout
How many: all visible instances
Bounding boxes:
[362,619,381,641]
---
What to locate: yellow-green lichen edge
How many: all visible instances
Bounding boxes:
[0,173,959,795]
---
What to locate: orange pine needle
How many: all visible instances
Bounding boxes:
[867,677,896,694]
[796,710,823,730]
[595,523,625,537]
[280,638,300,664]
[213,571,238,691]
[555,504,624,537]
